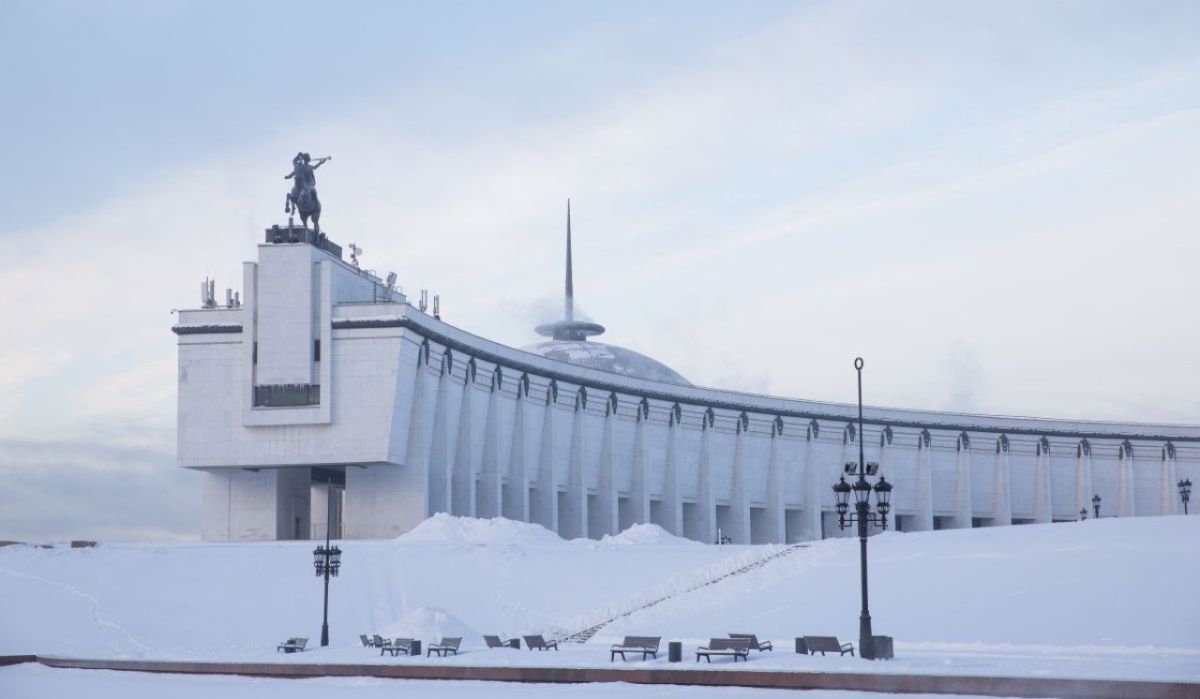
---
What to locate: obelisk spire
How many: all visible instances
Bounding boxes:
[565,199,574,322]
[534,199,605,342]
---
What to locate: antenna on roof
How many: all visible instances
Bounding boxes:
[419,289,428,313]
[200,278,216,308]
[349,243,362,268]
[432,294,440,320]
[384,272,397,302]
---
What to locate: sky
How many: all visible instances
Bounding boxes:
[1,0,1197,541]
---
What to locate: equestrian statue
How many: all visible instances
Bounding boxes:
[284,152,331,235]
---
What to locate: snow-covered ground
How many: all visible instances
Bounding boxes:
[1,514,1198,693]
[0,664,997,699]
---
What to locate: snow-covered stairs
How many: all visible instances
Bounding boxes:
[559,543,809,643]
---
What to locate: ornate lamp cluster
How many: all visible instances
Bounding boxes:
[833,463,892,531]
[1179,478,1192,515]
[313,544,342,577]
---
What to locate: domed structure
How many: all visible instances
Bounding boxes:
[522,339,691,386]
[524,201,690,386]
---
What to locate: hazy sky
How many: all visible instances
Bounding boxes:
[1,1,1197,541]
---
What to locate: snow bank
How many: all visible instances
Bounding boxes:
[396,514,564,547]
[600,523,699,547]
[379,607,477,644]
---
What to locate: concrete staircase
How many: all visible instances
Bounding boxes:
[560,543,808,643]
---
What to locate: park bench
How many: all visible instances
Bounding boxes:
[372,634,388,648]
[380,637,415,656]
[610,635,661,661]
[729,633,772,651]
[484,635,519,649]
[523,635,558,651]
[427,637,462,657]
[360,634,375,647]
[803,635,854,656]
[276,637,307,653]
[695,637,750,662]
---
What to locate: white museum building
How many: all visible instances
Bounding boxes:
[174,223,1198,542]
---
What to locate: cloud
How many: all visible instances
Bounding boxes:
[0,439,199,542]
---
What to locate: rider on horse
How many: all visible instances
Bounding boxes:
[284,152,330,234]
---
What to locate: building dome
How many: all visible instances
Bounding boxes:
[522,339,692,386]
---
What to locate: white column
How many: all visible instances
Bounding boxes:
[478,381,502,519]
[876,427,892,533]
[1118,440,1135,517]
[764,418,786,544]
[627,402,650,530]
[913,429,934,531]
[992,435,1012,526]
[503,386,529,522]
[834,425,857,537]
[1075,440,1093,515]
[426,367,452,516]
[800,421,823,540]
[661,408,683,535]
[953,432,973,529]
[593,401,619,537]
[451,378,476,517]
[1032,437,1052,524]
[403,354,434,521]
[696,411,717,544]
[560,394,588,539]
[531,393,558,532]
[1160,443,1178,515]
[726,415,751,544]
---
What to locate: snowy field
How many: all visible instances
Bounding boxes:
[0,664,999,699]
[1,514,1198,696]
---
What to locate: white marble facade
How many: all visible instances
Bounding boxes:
[176,238,1200,542]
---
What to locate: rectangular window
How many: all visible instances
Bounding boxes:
[253,384,320,407]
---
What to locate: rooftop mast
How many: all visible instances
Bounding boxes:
[565,199,574,323]
[534,200,605,342]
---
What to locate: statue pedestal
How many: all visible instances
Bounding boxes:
[264,224,342,259]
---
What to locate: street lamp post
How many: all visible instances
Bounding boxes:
[1092,494,1102,520]
[312,478,342,647]
[1179,478,1192,515]
[831,358,892,661]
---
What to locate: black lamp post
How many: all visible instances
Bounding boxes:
[1092,494,1102,520]
[312,478,342,647]
[831,357,892,661]
[1179,478,1192,515]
